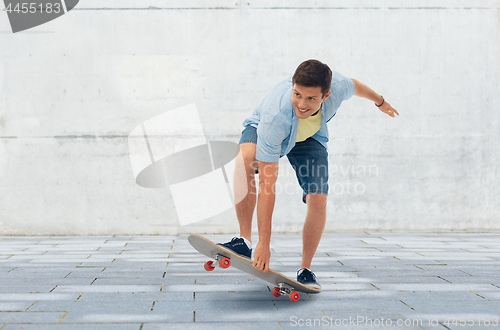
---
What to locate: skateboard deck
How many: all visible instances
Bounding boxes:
[188,234,321,301]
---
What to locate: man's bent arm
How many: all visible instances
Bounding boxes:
[253,160,279,272]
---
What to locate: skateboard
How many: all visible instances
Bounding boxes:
[188,234,321,301]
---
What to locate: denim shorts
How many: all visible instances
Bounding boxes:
[238,125,328,204]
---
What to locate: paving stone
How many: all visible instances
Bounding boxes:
[194,291,274,301]
[0,311,66,323]
[0,293,79,301]
[61,312,186,323]
[97,269,167,278]
[191,274,259,285]
[75,292,174,302]
[142,322,282,330]
[358,276,450,284]
[53,285,162,293]
[91,278,166,286]
[401,297,499,314]
[162,283,267,293]
[371,283,498,292]
[0,301,36,312]
[478,289,500,300]
[3,325,140,330]
[0,285,59,293]
[320,282,378,291]
[27,300,153,313]
[191,300,314,322]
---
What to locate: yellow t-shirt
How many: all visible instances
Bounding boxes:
[296,108,322,142]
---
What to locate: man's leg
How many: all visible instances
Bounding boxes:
[233,142,258,243]
[218,127,258,259]
[286,137,328,274]
[301,193,327,269]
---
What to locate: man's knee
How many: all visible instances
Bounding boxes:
[305,194,328,209]
[239,143,258,174]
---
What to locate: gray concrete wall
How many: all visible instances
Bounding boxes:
[0,0,499,235]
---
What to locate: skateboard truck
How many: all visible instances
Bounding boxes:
[204,253,231,271]
[272,282,300,302]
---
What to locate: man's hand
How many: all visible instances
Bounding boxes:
[378,101,399,117]
[252,241,271,272]
[351,78,399,118]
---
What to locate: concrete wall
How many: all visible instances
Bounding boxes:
[0,0,499,235]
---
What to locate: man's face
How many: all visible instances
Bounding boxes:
[291,84,331,119]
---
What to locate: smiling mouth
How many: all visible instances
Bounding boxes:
[298,108,309,113]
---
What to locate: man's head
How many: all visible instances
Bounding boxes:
[292,59,332,119]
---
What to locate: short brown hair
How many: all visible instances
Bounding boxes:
[292,59,332,96]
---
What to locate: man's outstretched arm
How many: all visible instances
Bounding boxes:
[252,160,279,273]
[351,78,399,117]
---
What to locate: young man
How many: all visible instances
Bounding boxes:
[219,59,399,289]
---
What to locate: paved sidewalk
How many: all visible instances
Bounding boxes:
[0,233,499,329]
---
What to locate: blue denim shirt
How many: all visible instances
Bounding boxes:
[242,71,355,162]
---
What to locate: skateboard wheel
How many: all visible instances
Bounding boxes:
[220,257,231,269]
[272,287,281,297]
[289,291,300,302]
[204,261,215,271]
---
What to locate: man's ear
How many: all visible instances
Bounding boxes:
[323,90,332,101]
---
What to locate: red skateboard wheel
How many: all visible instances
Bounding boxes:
[272,287,281,297]
[204,260,215,271]
[220,257,231,269]
[289,291,300,302]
